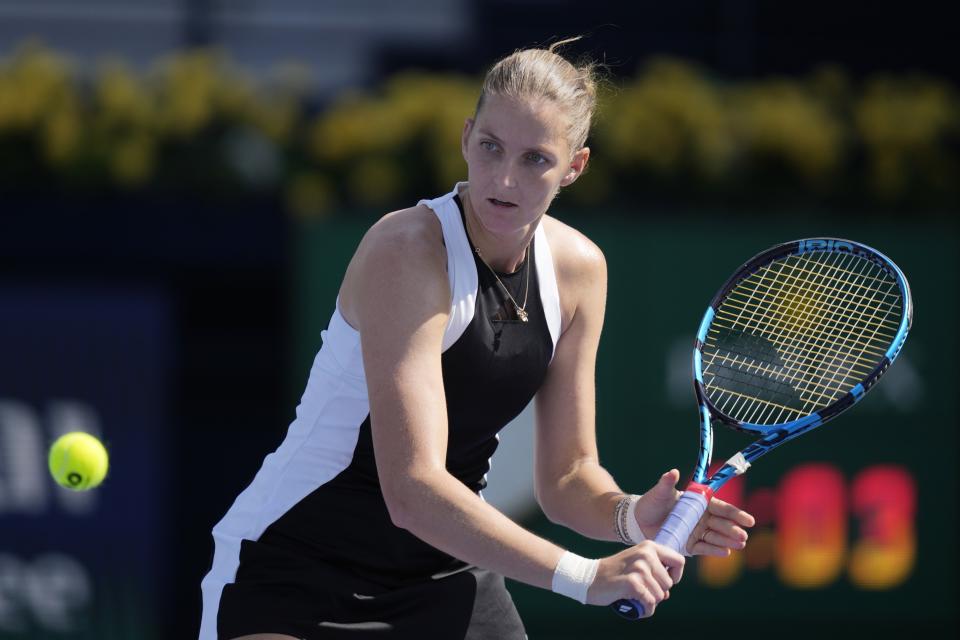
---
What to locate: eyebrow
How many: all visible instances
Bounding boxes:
[477,128,556,159]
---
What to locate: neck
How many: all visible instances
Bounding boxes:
[459,185,536,273]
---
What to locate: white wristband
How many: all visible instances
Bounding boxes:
[625,495,646,544]
[551,551,599,604]
[615,494,646,545]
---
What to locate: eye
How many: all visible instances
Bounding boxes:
[526,152,548,165]
[480,140,500,152]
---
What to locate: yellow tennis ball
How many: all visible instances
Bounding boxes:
[48,432,110,491]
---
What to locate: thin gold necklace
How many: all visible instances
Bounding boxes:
[474,244,531,323]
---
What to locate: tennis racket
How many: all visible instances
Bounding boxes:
[612,237,912,620]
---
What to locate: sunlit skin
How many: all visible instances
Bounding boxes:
[460,93,590,273]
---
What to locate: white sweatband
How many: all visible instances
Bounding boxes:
[551,551,599,604]
[625,495,646,544]
[615,494,646,545]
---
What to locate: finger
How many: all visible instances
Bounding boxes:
[689,527,748,557]
[703,517,750,544]
[628,552,671,593]
[652,469,682,501]
[660,468,681,486]
[644,576,666,603]
[706,497,755,526]
[687,540,733,557]
[669,559,685,584]
[647,557,675,593]
[685,519,709,554]
[705,531,748,551]
[707,498,756,527]
[685,522,731,555]
[651,544,685,584]
[629,579,658,617]
[652,543,685,570]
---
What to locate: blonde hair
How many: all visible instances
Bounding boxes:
[477,37,600,153]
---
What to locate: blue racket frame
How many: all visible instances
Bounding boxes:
[691,238,912,492]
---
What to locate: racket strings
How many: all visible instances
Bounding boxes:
[759,253,879,418]
[713,309,889,364]
[704,336,811,421]
[760,251,899,415]
[703,350,845,405]
[766,260,898,293]
[704,250,900,420]
[702,250,902,425]
[727,256,901,354]
[733,265,902,340]
[723,278,901,343]
[707,262,876,407]
[712,250,893,420]
[795,254,899,411]
[720,252,894,384]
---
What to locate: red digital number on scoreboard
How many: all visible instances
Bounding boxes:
[698,463,916,590]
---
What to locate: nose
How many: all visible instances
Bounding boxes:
[496,159,518,189]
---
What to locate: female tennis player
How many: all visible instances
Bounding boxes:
[199,38,754,640]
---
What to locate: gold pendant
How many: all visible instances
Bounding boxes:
[517,308,529,323]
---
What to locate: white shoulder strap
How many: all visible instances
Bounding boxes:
[534,222,561,361]
[417,183,477,352]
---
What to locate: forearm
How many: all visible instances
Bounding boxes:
[388,470,566,591]
[540,458,627,542]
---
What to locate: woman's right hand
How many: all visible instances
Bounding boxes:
[586,541,685,617]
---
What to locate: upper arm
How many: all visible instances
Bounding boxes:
[350,209,451,517]
[534,225,608,497]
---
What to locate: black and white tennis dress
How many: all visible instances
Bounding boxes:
[199,183,562,639]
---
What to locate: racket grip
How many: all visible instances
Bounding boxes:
[610,490,710,620]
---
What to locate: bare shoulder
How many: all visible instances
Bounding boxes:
[339,204,448,329]
[540,215,606,288]
[539,215,607,334]
[360,204,444,261]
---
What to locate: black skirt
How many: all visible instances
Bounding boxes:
[216,538,527,640]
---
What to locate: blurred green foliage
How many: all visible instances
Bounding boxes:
[1,42,957,217]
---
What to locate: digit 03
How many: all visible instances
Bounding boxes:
[698,463,916,590]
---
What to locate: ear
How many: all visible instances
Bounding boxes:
[559,146,590,187]
[461,118,475,162]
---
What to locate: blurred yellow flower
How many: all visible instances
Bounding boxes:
[152,49,223,136]
[96,59,153,130]
[308,72,479,189]
[598,59,735,180]
[855,75,959,198]
[730,79,844,183]
[1,42,75,130]
[310,95,411,162]
[42,99,82,165]
[1,40,955,211]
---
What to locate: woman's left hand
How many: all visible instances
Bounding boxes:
[633,469,756,557]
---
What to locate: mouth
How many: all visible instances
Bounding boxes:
[488,197,517,208]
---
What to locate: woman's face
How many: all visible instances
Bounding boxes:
[461,94,588,239]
